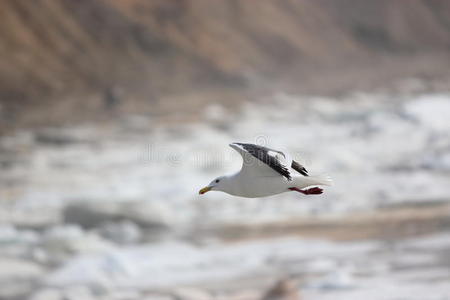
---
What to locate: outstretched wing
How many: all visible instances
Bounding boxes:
[229,143,292,181]
[291,160,309,176]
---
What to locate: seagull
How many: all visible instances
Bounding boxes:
[199,143,332,198]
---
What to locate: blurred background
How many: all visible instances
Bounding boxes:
[1,1,450,299]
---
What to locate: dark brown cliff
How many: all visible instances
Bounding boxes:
[1,0,449,128]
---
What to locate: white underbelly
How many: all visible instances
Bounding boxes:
[233,176,290,198]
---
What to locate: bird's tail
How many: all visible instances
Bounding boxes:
[294,174,333,188]
[309,174,333,186]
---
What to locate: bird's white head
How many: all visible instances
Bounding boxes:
[199,175,230,195]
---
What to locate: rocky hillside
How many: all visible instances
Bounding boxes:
[1,0,450,127]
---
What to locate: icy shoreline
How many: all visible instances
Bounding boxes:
[2,92,450,220]
[1,91,450,299]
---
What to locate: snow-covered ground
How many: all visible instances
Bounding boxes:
[43,233,450,300]
[3,92,450,220]
[0,91,450,299]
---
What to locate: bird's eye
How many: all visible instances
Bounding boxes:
[215,179,220,183]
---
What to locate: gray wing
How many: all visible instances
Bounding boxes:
[230,143,292,180]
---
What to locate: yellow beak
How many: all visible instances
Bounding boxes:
[199,186,212,195]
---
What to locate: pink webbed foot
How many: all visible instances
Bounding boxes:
[289,187,323,195]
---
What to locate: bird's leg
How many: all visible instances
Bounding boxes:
[304,187,323,194]
[289,187,323,195]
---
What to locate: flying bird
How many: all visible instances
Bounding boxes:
[199,143,332,198]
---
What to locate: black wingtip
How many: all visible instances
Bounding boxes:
[291,160,309,176]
